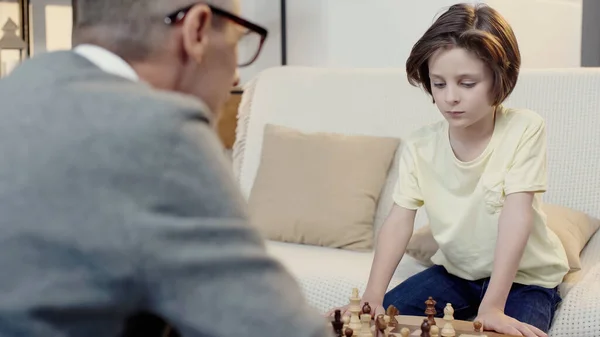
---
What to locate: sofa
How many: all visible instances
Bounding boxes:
[231,66,600,337]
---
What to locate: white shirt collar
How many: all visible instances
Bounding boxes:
[73,44,140,82]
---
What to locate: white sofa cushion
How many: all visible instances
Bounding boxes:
[264,240,426,313]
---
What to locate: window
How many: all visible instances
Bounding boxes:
[0,0,72,76]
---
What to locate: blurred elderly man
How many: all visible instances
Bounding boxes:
[0,1,330,337]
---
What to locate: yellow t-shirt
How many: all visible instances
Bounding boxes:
[393,106,569,288]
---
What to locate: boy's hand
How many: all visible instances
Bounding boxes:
[475,307,547,337]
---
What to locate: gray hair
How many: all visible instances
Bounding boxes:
[73,0,229,61]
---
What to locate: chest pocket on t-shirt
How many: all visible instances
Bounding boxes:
[481,171,506,214]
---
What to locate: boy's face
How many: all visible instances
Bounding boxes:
[427,46,496,130]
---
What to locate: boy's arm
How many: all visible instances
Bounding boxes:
[477,117,549,337]
[365,204,417,302]
[364,143,423,304]
[477,192,548,337]
[480,191,535,310]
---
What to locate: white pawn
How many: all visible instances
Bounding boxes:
[430,325,440,337]
[359,314,372,337]
[443,303,454,321]
[441,322,455,337]
[400,327,410,337]
[342,315,350,331]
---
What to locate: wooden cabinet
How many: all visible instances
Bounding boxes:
[215,89,243,149]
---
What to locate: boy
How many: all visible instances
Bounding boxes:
[328,4,569,337]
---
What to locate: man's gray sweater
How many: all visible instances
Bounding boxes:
[0,51,330,337]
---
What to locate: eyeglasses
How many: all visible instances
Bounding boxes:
[164,4,268,67]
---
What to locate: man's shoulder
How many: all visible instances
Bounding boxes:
[82,87,215,163]
[102,84,212,125]
[1,50,215,163]
[5,50,212,124]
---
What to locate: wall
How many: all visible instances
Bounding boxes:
[240,0,478,83]
[486,0,582,68]
[31,0,73,54]
[1,1,589,80]
[240,0,584,84]
[239,0,285,85]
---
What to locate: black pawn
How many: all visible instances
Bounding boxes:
[331,309,344,337]
[421,318,431,337]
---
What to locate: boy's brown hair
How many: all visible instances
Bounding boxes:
[406,3,521,106]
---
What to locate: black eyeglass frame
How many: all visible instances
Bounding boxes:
[164,4,269,67]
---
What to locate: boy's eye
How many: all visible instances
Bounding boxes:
[462,82,476,88]
[433,83,446,88]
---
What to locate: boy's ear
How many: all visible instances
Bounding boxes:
[181,4,212,63]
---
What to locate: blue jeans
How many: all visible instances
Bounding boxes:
[383,265,562,333]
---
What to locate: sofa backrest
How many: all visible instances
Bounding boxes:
[233,66,600,233]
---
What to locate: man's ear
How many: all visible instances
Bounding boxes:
[181,4,212,63]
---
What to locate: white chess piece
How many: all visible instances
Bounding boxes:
[443,303,454,321]
[342,315,350,332]
[399,327,410,337]
[430,325,440,337]
[441,322,455,337]
[348,288,362,333]
[359,314,372,337]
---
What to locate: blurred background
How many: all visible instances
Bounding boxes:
[1,0,598,148]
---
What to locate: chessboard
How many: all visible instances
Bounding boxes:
[329,288,520,337]
[389,316,519,337]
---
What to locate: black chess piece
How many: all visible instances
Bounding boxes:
[331,309,344,337]
[362,302,372,316]
[425,297,437,326]
[420,318,431,337]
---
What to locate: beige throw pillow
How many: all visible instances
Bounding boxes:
[247,124,400,251]
[406,203,600,273]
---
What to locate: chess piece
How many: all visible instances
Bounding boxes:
[348,288,362,333]
[420,318,431,337]
[383,315,392,335]
[430,325,439,337]
[362,302,372,317]
[386,305,399,327]
[375,315,387,337]
[342,315,350,332]
[424,297,437,326]
[473,321,482,332]
[331,309,344,337]
[359,314,372,337]
[443,304,454,321]
[441,322,455,337]
[400,327,410,337]
[344,327,354,337]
